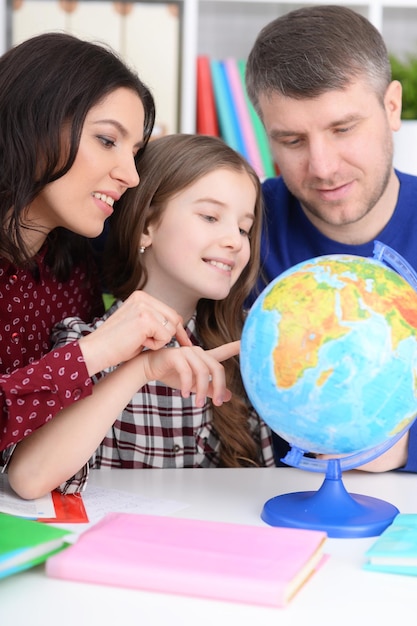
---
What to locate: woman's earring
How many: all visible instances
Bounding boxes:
[139,246,146,254]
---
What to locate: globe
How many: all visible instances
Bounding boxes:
[240,243,417,537]
[241,253,417,456]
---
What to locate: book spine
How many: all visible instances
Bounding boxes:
[237,58,276,179]
[210,58,247,156]
[196,55,219,136]
[223,57,265,178]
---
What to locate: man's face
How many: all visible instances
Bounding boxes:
[259,78,402,244]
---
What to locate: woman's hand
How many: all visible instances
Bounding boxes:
[79,291,191,375]
[139,340,241,407]
[7,339,240,500]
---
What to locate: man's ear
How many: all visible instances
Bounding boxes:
[385,80,403,132]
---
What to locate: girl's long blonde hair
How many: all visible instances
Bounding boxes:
[105,134,264,467]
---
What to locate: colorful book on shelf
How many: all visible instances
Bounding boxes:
[210,58,247,157]
[46,512,328,607]
[363,513,417,575]
[196,55,219,136]
[223,57,265,178]
[237,58,277,179]
[0,512,76,580]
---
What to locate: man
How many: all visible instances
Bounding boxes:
[245,5,417,472]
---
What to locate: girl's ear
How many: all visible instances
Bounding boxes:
[140,229,152,250]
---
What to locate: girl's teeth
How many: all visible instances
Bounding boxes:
[209,260,231,271]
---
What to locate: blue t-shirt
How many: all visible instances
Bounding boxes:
[258,170,417,472]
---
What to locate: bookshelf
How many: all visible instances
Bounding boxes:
[3,0,182,136]
[2,1,417,133]
[181,0,417,133]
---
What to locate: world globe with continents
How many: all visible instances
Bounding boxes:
[241,254,417,457]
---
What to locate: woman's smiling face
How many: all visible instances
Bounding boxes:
[24,87,145,251]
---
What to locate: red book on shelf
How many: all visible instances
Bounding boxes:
[196,55,219,136]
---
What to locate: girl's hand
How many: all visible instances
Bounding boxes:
[140,341,241,407]
[79,291,191,375]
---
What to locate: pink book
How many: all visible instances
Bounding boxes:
[46,512,327,607]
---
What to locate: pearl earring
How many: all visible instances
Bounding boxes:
[139,246,146,254]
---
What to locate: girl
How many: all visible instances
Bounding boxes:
[8,134,274,498]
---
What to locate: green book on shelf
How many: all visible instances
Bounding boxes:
[363,513,417,575]
[0,512,76,580]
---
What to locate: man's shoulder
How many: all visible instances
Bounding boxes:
[261,176,294,219]
[396,169,417,194]
[262,175,289,197]
[396,169,417,184]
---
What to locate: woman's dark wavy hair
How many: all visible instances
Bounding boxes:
[0,31,155,279]
[105,133,266,467]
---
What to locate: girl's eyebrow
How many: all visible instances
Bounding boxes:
[193,196,225,206]
[194,197,255,222]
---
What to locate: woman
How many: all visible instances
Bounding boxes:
[0,31,176,452]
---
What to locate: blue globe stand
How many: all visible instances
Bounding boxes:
[261,456,399,538]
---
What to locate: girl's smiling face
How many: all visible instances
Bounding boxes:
[140,167,257,319]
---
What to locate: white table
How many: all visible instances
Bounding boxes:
[1,467,416,624]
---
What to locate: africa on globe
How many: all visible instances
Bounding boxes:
[241,254,417,457]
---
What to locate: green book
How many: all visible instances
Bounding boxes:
[0,512,75,579]
[363,513,417,575]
